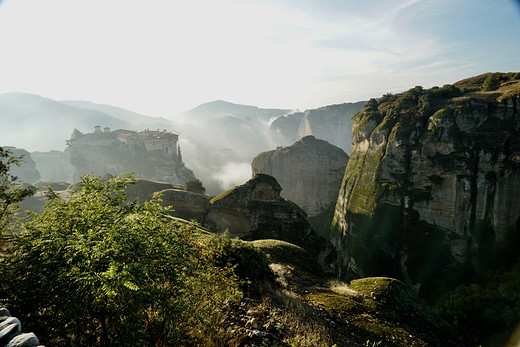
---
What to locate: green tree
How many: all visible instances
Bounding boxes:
[184,179,206,194]
[0,146,36,235]
[70,128,84,139]
[0,174,240,346]
[482,74,501,91]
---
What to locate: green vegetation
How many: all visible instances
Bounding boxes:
[0,146,36,238]
[0,174,241,346]
[70,128,84,139]
[436,259,520,346]
[482,74,501,91]
[454,72,520,94]
[183,179,206,194]
[307,277,457,346]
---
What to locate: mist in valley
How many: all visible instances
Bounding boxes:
[0,93,296,195]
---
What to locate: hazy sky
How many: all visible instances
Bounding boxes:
[0,0,519,117]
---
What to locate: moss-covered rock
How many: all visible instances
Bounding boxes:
[331,73,520,306]
[205,174,337,271]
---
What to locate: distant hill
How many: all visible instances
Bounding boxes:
[62,100,172,129]
[169,100,292,194]
[269,101,366,153]
[171,100,292,125]
[0,93,156,152]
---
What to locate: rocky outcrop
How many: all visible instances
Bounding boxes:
[31,150,74,183]
[4,148,40,184]
[252,136,348,218]
[156,188,210,223]
[125,179,177,201]
[269,102,365,153]
[68,128,196,185]
[0,304,42,347]
[331,76,520,298]
[204,174,336,269]
[124,179,210,222]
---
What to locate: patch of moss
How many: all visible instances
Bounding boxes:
[307,277,459,346]
[250,239,323,276]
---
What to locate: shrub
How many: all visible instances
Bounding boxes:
[0,174,240,346]
[482,74,501,91]
[184,179,206,194]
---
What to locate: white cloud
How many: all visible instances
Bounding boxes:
[212,161,252,191]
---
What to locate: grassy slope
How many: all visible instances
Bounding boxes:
[216,238,461,346]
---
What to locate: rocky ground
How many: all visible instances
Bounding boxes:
[212,239,462,347]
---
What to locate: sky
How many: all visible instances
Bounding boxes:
[0,0,519,117]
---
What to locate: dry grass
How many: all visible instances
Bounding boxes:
[327,279,363,298]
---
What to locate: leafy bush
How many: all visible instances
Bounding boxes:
[436,260,520,346]
[0,174,240,346]
[482,74,501,91]
[207,232,275,293]
[184,179,206,194]
[0,146,36,238]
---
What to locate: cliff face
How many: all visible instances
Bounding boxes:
[269,102,365,153]
[31,150,74,182]
[204,174,336,270]
[331,74,520,298]
[68,128,195,184]
[5,147,41,184]
[251,136,348,219]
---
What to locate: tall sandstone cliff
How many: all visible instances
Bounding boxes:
[251,136,348,235]
[331,73,520,299]
[269,102,365,153]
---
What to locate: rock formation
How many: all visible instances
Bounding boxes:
[124,179,210,223]
[4,148,40,184]
[269,102,365,153]
[68,127,196,184]
[251,136,348,235]
[156,188,211,223]
[204,174,336,269]
[0,304,42,347]
[331,74,520,298]
[31,150,74,182]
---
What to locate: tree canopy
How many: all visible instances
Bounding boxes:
[0,146,36,236]
[0,174,240,346]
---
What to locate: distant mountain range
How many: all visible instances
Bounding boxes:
[0,93,171,152]
[1,93,362,193]
[171,99,292,125]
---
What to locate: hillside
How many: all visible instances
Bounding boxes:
[0,93,174,153]
[0,93,133,152]
[172,100,292,125]
[206,238,462,346]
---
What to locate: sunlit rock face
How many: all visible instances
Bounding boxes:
[269,102,365,153]
[68,127,196,184]
[251,136,348,218]
[205,174,336,270]
[31,150,74,183]
[4,147,41,184]
[331,77,520,298]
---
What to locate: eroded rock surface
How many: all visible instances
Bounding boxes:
[252,136,348,218]
[331,76,520,298]
[269,102,365,153]
[205,174,336,269]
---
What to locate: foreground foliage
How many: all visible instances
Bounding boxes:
[0,174,241,346]
[0,146,36,237]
